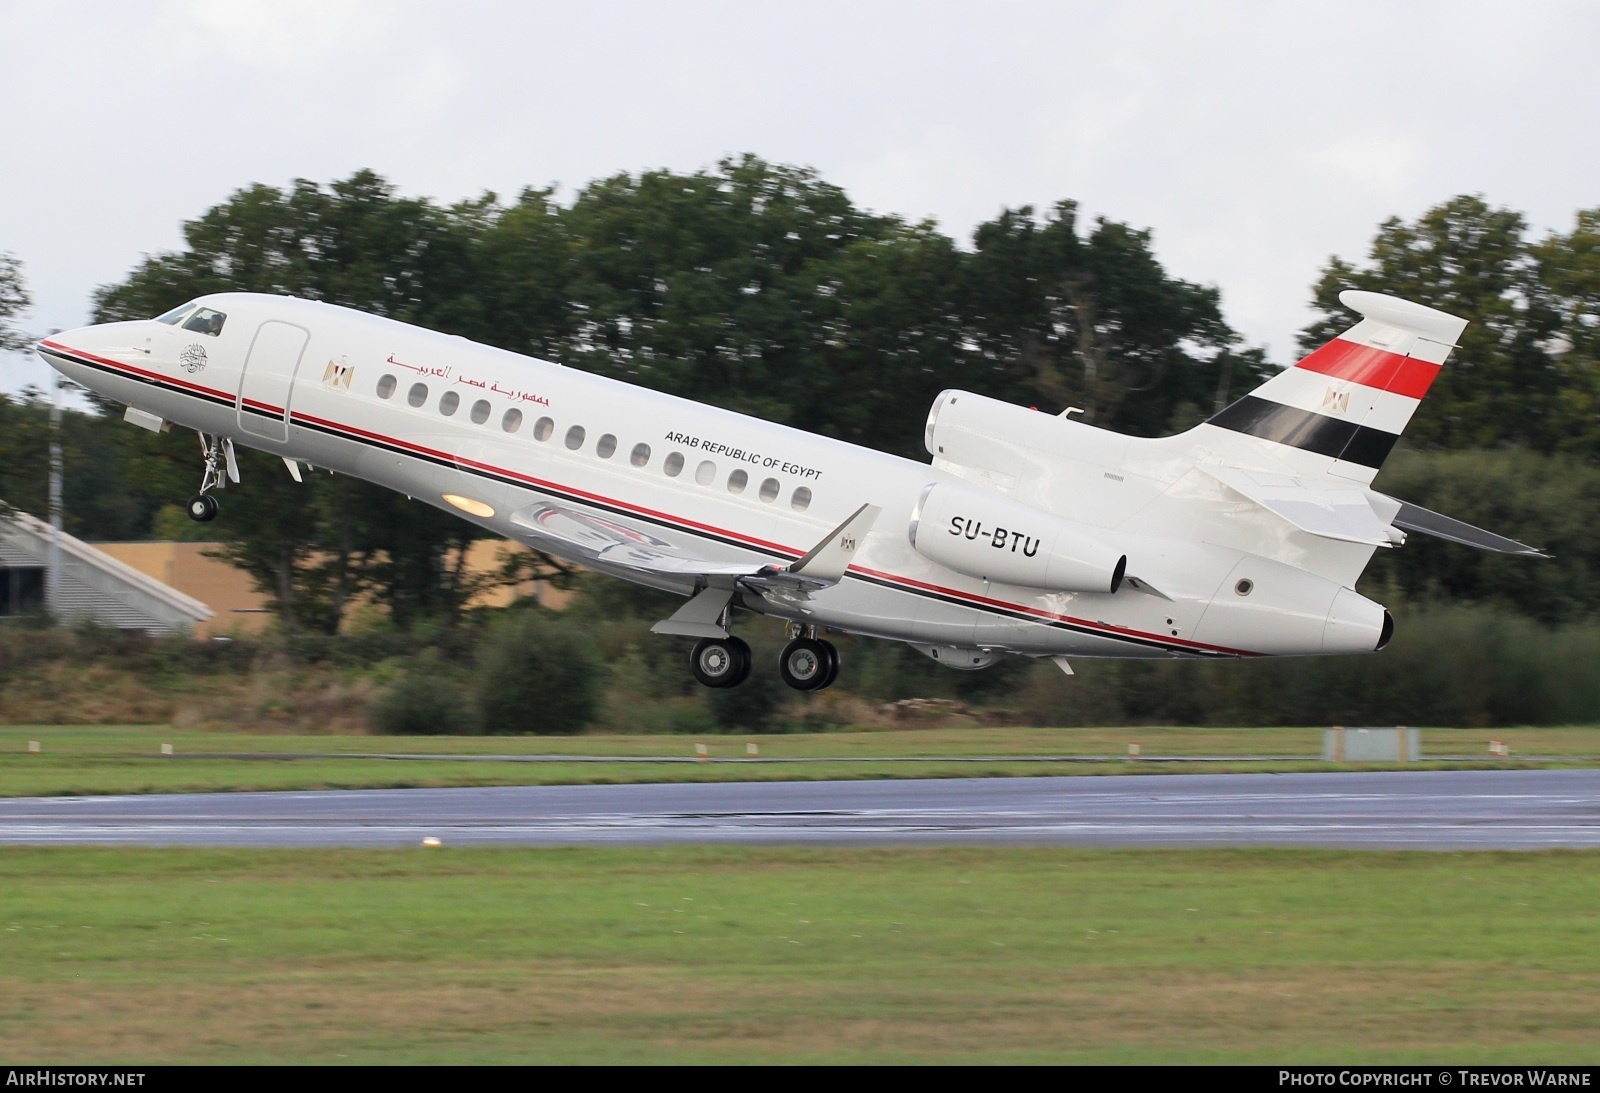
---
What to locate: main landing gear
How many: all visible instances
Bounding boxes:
[688,627,840,692]
[691,636,753,688]
[778,635,839,692]
[186,433,238,523]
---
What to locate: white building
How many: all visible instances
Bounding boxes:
[0,508,211,634]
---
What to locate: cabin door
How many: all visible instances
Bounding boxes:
[237,321,310,443]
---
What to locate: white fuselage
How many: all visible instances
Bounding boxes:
[39,293,1394,661]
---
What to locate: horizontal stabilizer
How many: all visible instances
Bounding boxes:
[1201,465,1392,546]
[1388,499,1549,557]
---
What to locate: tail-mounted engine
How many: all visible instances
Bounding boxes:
[909,481,1126,594]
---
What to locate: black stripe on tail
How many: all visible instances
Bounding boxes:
[1206,396,1399,470]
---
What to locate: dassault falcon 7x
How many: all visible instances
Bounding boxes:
[37,290,1542,690]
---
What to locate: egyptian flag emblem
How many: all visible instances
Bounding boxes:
[322,360,354,391]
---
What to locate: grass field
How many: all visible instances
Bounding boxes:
[1,845,1597,1064]
[0,723,1592,798]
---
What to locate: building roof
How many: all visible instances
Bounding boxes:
[0,507,212,633]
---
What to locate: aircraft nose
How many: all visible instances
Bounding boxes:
[34,319,152,390]
[38,321,106,357]
[38,318,153,359]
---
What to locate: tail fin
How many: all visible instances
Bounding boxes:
[1202,291,1467,485]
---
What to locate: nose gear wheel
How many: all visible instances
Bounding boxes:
[186,432,238,522]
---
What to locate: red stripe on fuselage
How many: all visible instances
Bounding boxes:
[291,409,800,556]
[38,340,246,406]
[850,566,1260,658]
[1294,337,1440,400]
[44,339,1263,657]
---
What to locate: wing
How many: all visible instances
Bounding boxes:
[509,501,763,577]
[508,500,883,638]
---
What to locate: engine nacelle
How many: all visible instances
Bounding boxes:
[909,481,1127,593]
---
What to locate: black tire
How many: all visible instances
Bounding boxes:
[187,494,218,522]
[692,636,752,688]
[819,640,840,690]
[779,637,833,691]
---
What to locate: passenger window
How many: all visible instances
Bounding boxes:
[727,469,748,495]
[470,399,491,425]
[596,434,617,459]
[759,478,779,503]
[630,443,651,467]
[181,307,227,337]
[663,452,684,477]
[376,375,397,399]
[791,486,812,512]
[533,417,554,441]
[408,383,429,408]
[502,408,523,433]
[695,460,716,486]
[439,391,460,416]
[565,425,586,450]
[154,303,196,326]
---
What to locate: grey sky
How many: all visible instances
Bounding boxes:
[3,0,1597,398]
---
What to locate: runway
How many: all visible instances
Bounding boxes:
[2,769,1598,850]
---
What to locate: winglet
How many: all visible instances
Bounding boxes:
[787,503,881,583]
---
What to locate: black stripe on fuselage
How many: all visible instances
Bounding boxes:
[291,414,788,560]
[291,420,1230,656]
[1206,396,1399,469]
[39,348,237,411]
[56,346,1248,658]
[844,570,1234,658]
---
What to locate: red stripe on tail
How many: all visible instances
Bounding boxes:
[1295,337,1441,400]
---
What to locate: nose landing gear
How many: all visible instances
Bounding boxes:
[186,433,238,523]
[186,494,220,522]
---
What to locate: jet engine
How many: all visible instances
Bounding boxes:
[909,481,1127,593]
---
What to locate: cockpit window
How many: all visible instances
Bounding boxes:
[155,303,197,326]
[181,307,227,337]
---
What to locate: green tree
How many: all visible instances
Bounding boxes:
[1532,206,1600,455]
[794,220,967,455]
[470,187,576,360]
[1362,449,1600,624]
[473,610,603,734]
[0,391,186,540]
[557,156,892,422]
[368,649,474,735]
[0,253,29,352]
[961,202,1258,436]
